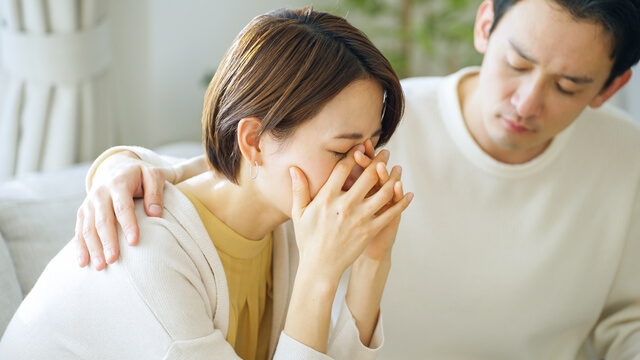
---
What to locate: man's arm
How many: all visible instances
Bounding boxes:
[590,185,640,359]
[75,146,207,270]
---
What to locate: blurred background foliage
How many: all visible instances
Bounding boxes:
[327,0,483,78]
[203,0,482,85]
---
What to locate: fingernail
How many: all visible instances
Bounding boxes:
[126,232,136,245]
[77,255,86,266]
[289,168,298,182]
[355,144,365,153]
[394,166,402,175]
[407,193,414,202]
[91,254,103,269]
[105,249,114,261]
[150,204,162,216]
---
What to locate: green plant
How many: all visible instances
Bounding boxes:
[201,1,482,85]
[323,0,482,78]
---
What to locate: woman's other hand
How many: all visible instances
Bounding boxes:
[285,143,412,352]
[352,139,409,261]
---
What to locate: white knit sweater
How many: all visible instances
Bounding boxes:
[0,182,383,359]
[378,68,640,360]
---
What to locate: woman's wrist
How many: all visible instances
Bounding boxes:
[297,251,346,286]
[345,253,391,347]
[294,260,342,302]
[284,263,340,353]
[352,251,392,275]
[348,254,391,306]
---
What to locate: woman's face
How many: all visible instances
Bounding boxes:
[255,79,385,218]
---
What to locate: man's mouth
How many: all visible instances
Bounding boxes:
[500,116,530,133]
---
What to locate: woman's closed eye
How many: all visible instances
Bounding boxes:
[331,150,348,158]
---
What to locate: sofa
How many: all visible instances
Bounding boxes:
[0,142,204,337]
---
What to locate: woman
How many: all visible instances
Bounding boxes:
[0,7,412,359]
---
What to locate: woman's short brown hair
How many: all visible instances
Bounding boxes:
[202,6,404,183]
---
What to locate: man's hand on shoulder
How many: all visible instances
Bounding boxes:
[75,151,167,270]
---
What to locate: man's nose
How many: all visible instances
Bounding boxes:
[511,76,545,118]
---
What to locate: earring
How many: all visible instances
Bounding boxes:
[380,90,388,121]
[249,161,259,179]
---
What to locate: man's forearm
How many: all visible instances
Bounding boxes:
[172,155,208,184]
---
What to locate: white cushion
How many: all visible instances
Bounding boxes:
[0,231,22,338]
[0,163,89,299]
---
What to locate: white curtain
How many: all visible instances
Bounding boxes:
[0,0,118,179]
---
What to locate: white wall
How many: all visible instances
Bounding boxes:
[57,0,330,149]
[146,0,331,148]
[2,2,640,151]
[111,0,151,147]
[622,64,640,121]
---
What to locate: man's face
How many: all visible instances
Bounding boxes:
[470,0,623,163]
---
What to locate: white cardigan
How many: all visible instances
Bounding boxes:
[0,182,382,359]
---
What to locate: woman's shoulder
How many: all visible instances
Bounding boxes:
[2,190,226,358]
[133,183,214,246]
[124,183,222,285]
[115,185,228,339]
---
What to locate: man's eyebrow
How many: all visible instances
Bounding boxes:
[333,128,383,140]
[509,39,538,64]
[508,39,594,84]
[560,73,594,84]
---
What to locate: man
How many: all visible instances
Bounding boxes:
[75,0,640,358]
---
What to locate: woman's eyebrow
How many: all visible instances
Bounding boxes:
[333,128,382,140]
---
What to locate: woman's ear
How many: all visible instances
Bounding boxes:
[474,0,495,55]
[237,117,263,164]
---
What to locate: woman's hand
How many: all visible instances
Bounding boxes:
[284,144,412,353]
[75,151,168,270]
[353,139,409,262]
[289,144,411,282]
[360,166,407,262]
[343,141,413,347]
[345,160,408,347]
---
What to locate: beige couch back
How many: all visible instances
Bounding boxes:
[0,163,89,337]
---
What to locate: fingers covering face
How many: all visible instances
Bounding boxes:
[347,149,390,201]
[322,144,365,194]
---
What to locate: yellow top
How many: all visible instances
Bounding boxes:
[180,189,273,360]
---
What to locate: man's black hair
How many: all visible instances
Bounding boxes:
[490,0,640,88]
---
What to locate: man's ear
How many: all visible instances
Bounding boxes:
[590,69,632,109]
[474,0,495,55]
[237,117,263,164]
